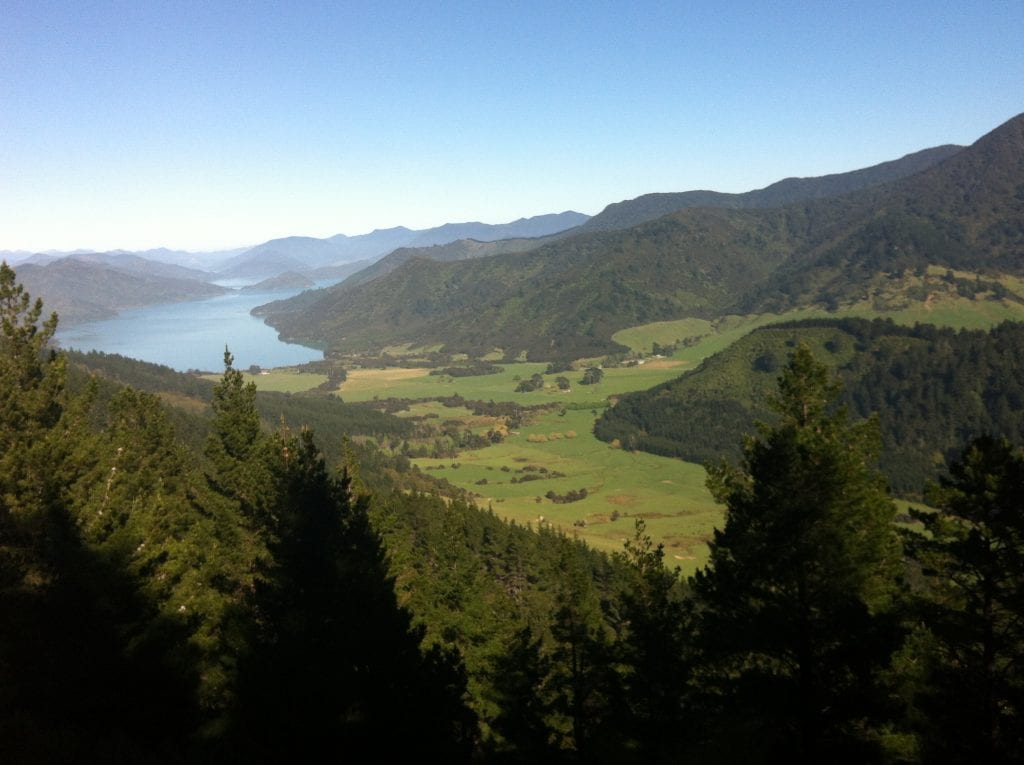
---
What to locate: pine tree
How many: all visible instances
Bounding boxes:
[615,519,692,761]
[906,436,1024,763]
[0,261,67,582]
[690,344,902,763]
[485,625,557,761]
[547,540,620,759]
[0,265,194,760]
[204,348,275,528]
[230,425,477,760]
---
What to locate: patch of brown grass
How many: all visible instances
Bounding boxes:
[605,494,636,507]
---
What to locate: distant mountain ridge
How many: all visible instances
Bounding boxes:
[255,113,1024,361]
[218,211,590,279]
[17,258,228,326]
[578,144,964,233]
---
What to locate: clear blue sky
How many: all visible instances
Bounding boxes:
[2,1,1022,252]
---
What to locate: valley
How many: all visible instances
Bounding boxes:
[5,109,1024,761]
[231,281,1024,566]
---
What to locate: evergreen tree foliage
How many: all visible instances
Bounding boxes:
[595,318,1024,496]
[204,348,276,529]
[231,426,477,760]
[485,625,558,761]
[0,265,199,760]
[615,520,692,761]
[0,261,67,584]
[547,541,621,759]
[690,345,903,762]
[905,436,1024,763]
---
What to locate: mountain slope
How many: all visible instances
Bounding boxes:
[256,207,810,358]
[337,236,562,289]
[745,113,1024,312]
[594,318,1024,496]
[70,251,217,282]
[16,258,228,325]
[258,114,1024,361]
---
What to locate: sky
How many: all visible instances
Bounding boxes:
[2,1,1022,253]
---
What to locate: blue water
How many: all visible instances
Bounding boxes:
[56,287,324,373]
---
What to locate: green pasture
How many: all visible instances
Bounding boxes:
[335,360,691,405]
[414,406,723,572]
[614,292,1024,363]
[202,368,329,392]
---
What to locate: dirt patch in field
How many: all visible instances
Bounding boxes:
[642,358,687,369]
[605,494,637,507]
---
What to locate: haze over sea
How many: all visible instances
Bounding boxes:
[55,285,323,372]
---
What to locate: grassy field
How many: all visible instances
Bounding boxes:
[412,405,722,572]
[613,291,1024,359]
[201,368,329,392]
[337,358,692,405]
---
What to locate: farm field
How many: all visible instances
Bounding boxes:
[337,358,690,404]
[202,368,329,392]
[409,404,722,572]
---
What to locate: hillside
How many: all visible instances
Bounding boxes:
[240,271,316,292]
[595,318,1024,496]
[334,235,564,289]
[255,207,802,359]
[744,112,1024,312]
[15,258,228,325]
[68,251,218,283]
[257,113,1024,361]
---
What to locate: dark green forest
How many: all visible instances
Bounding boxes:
[596,318,1024,497]
[4,262,1024,762]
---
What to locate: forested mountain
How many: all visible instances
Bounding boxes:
[5,262,1024,761]
[578,143,963,233]
[595,317,1024,496]
[16,257,227,325]
[337,234,565,289]
[257,113,1023,361]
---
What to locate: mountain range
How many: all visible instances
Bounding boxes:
[256,113,1024,361]
[216,211,590,279]
[2,212,592,322]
